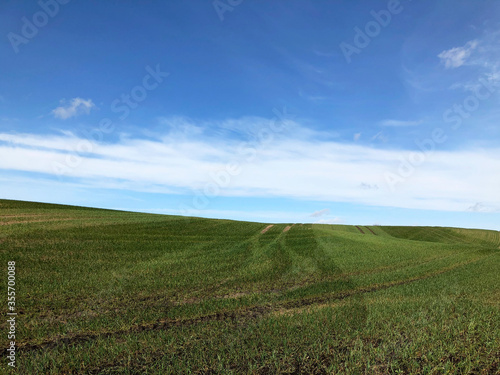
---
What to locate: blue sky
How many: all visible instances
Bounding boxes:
[1,0,500,229]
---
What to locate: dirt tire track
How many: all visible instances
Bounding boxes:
[3,308,272,356]
[3,256,487,356]
[365,226,376,235]
[261,224,274,234]
[0,218,79,226]
[355,226,365,234]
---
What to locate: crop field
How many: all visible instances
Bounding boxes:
[0,199,499,374]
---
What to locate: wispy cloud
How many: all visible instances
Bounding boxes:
[310,208,342,225]
[310,208,330,217]
[312,49,335,57]
[52,98,95,120]
[0,118,499,213]
[371,131,389,143]
[380,119,422,127]
[438,40,478,69]
[360,183,378,190]
[0,117,19,123]
[441,32,500,93]
[467,202,499,213]
[299,91,329,102]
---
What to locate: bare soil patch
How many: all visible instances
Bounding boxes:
[261,225,274,234]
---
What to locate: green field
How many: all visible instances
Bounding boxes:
[0,199,498,374]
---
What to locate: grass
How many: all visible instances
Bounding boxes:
[0,199,498,374]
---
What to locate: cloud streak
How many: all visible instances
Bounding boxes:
[380,119,422,127]
[0,119,499,213]
[310,208,330,217]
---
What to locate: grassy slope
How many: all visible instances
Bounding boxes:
[0,199,498,374]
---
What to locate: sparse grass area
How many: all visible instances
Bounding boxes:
[0,199,498,374]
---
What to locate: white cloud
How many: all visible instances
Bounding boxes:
[467,202,499,213]
[310,208,330,217]
[438,40,478,69]
[444,38,500,93]
[0,119,499,213]
[360,183,378,190]
[156,116,204,137]
[380,119,422,127]
[353,133,361,141]
[52,98,95,120]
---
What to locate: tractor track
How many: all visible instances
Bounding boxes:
[355,226,365,234]
[365,226,376,235]
[2,256,486,356]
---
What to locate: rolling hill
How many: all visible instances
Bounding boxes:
[0,199,498,374]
